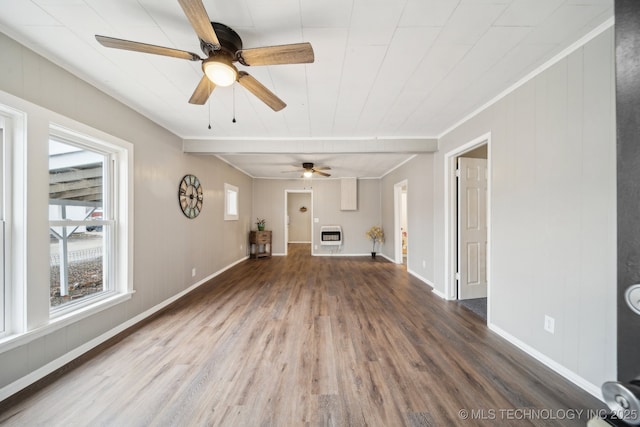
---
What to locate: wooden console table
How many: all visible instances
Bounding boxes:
[249,230,272,259]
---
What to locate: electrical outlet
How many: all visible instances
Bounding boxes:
[192,268,196,277]
[240,244,243,251]
[314,245,318,250]
[544,315,555,334]
[422,260,426,268]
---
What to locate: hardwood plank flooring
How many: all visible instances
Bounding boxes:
[0,244,605,426]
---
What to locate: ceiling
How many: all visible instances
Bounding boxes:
[0,0,613,179]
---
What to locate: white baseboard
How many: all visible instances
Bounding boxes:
[407,268,434,287]
[431,288,448,300]
[489,323,604,402]
[312,252,370,257]
[0,255,249,402]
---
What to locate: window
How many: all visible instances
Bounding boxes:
[0,103,26,339]
[224,183,238,221]
[0,119,5,335]
[48,125,131,316]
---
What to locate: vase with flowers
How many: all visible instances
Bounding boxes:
[256,218,266,231]
[366,225,385,258]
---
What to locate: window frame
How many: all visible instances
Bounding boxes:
[0,118,6,336]
[0,105,23,339]
[224,183,239,221]
[48,124,133,319]
[0,94,134,352]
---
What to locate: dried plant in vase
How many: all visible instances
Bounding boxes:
[256,218,266,231]
[365,225,385,258]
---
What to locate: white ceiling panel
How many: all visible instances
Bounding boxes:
[524,3,612,45]
[380,43,471,134]
[0,0,614,178]
[84,0,156,28]
[399,0,459,27]
[201,0,253,28]
[460,0,511,4]
[355,26,442,134]
[348,0,406,47]
[0,0,59,27]
[566,0,610,4]
[333,45,387,135]
[244,0,301,32]
[436,3,508,45]
[301,0,353,28]
[494,0,564,27]
[218,152,415,179]
[412,25,532,108]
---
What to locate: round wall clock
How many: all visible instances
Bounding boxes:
[179,174,203,218]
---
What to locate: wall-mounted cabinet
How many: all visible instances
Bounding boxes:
[341,177,357,211]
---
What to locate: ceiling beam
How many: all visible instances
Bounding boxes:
[182,138,438,155]
[49,167,102,184]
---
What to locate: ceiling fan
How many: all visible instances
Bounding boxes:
[95,0,314,111]
[295,162,331,178]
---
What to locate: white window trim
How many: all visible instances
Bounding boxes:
[224,183,239,221]
[0,103,26,339]
[48,124,134,318]
[0,92,133,354]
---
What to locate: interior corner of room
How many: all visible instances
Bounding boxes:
[0,0,637,425]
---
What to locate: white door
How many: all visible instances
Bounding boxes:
[457,157,488,300]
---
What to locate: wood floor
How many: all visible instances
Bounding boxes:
[0,244,605,426]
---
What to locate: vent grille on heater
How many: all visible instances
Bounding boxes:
[320,225,342,246]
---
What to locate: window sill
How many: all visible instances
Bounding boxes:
[0,291,134,355]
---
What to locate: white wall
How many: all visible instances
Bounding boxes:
[0,31,252,394]
[381,155,435,281]
[253,178,380,255]
[434,28,616,392]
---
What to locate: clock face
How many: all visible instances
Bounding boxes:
[179,174,203,218]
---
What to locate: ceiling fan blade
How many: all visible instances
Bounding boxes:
[95,35,202,61]
[177,0,220,48]
[237,71,286,112]
[315,166,331,171]
[314,170,331,177]
[237,42,314,66]
[189,75,216,105]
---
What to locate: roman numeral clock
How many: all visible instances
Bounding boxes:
[179,174,203,218]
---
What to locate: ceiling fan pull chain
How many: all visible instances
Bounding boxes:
[208,93,212,129]
[232,85,237,123]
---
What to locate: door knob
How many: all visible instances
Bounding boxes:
[601,378,640,424]
[626,284,640,315]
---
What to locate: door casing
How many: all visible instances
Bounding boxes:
[394,180,408,264]
[444,133,491,317]
[283,189,313,256]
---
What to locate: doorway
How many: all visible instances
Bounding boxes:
[284,190,312,255]
[394,180,408,265]
[445,133,491,320]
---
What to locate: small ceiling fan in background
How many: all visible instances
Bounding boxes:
[284,162,332,178]
[95,0,314,111]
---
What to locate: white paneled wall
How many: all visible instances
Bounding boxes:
[434,28,616,393]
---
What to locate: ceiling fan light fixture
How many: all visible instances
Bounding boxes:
[303,170,313,178]
[203,55,237,87]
